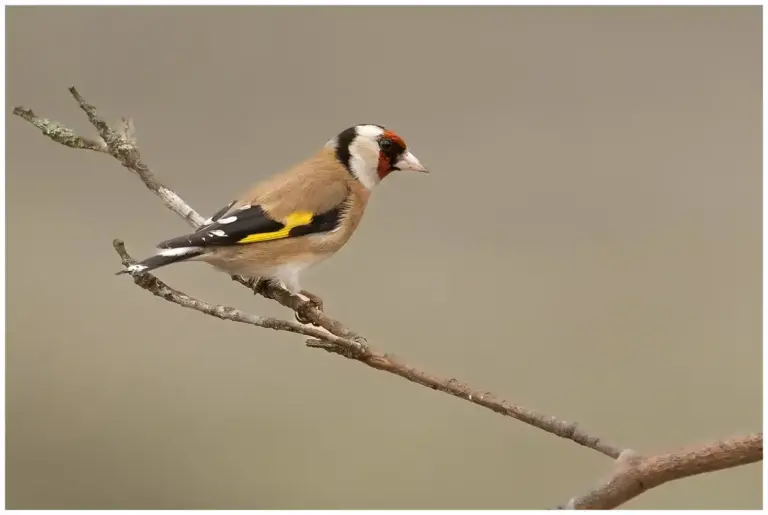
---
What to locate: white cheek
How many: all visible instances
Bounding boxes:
[348,139,380,190]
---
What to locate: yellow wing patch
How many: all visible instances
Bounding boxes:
[236,211,314,244]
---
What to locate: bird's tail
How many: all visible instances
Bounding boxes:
[116,247,205,275]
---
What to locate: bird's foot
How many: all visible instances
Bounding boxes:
[295,289,325,325]
[299,290,324,312]
[250,278,323,326]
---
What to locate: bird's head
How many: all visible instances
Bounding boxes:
[327,124,428,190]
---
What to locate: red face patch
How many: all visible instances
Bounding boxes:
[377,153,392,179]
[377,130,408,179]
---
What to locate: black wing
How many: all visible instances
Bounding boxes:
[158,203,344,249]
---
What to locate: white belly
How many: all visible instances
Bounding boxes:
[207,254,329,294]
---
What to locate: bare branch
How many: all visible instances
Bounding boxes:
[13,87,761,508]
[563,432,763,509]
[311,340,624,457]
[113,238,620,458]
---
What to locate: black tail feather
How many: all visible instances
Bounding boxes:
[116,248,204,275]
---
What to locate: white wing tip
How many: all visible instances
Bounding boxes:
[159,246,201,257]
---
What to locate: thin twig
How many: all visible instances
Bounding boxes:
[12,106,107,151]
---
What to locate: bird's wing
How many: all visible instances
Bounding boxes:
[158,199,346,249]
[162,150,351,249]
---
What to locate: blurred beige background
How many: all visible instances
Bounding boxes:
[5,5,762,509]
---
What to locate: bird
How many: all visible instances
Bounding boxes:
[118,123,428,311]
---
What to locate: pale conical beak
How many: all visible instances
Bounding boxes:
[395,151,429,173]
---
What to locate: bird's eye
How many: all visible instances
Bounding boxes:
[380,139,393,151]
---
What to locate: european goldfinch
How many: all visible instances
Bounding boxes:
[120,124,428,301]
